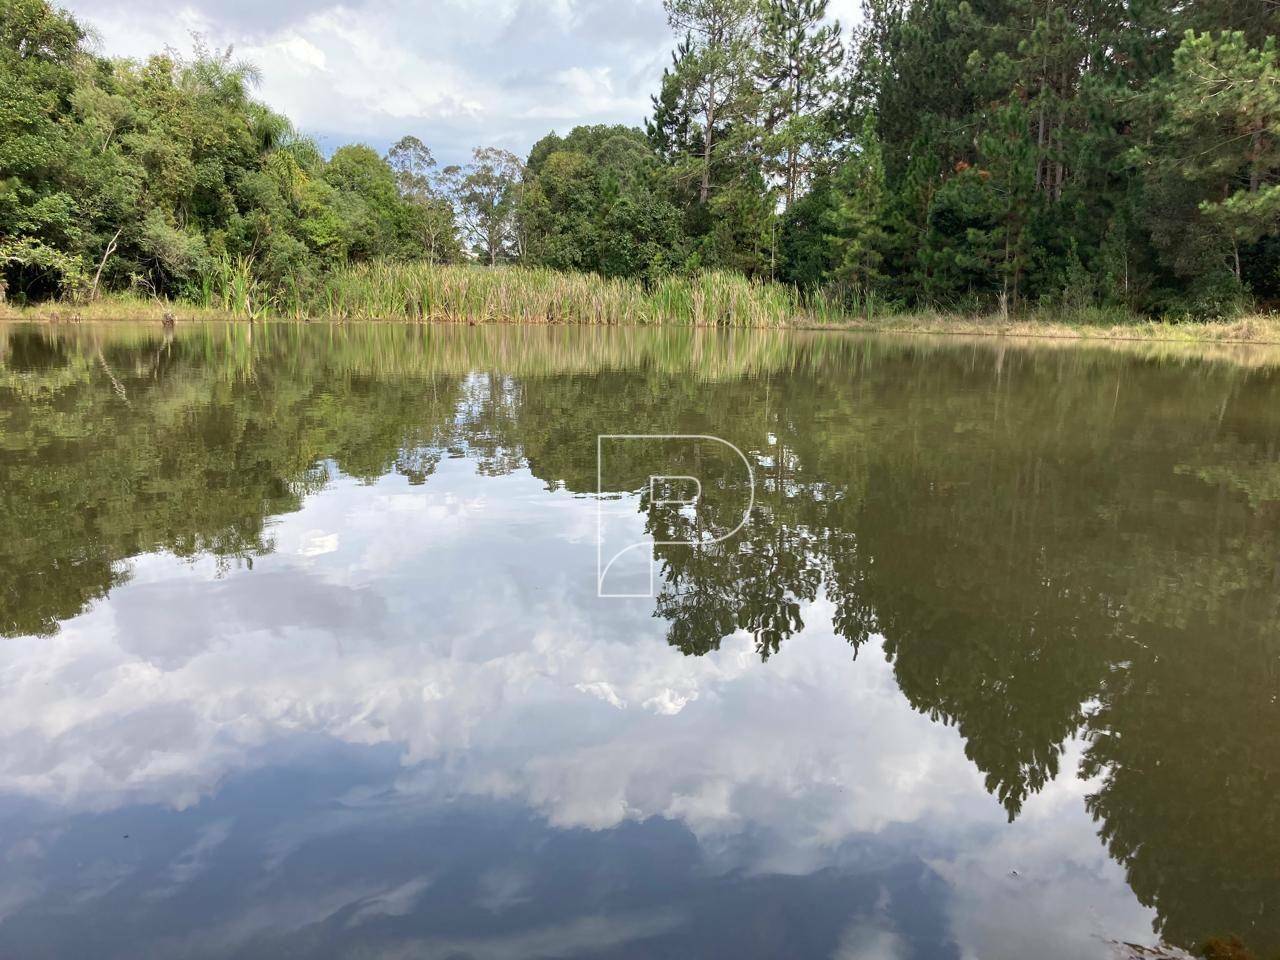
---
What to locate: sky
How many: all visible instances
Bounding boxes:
[63,0,862,167]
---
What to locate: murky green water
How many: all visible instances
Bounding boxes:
[1,322,1277,959]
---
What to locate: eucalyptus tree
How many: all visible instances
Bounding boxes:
[443,147,525,265]
[386,135,461,263]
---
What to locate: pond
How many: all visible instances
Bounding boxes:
[0,322,1277,959]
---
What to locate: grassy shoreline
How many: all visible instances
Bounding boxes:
[3,262,1279,345]
[7,299,1280,347]
[800,310,1280,344]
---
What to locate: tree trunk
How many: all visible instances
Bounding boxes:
[90,228,123,302]
[1035,80,1047,192]
[786,77,798,207]
[701,96,714,205]
[1250,128,1262,193]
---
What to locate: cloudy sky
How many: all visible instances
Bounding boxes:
[63,0,861,166]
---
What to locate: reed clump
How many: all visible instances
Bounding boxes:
[313,262,816,326]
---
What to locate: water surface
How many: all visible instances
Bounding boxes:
[1,322,1278,959]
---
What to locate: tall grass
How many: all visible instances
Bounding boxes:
[196,254,277,320]
[21,257,1279,340]
[310,262,827,327]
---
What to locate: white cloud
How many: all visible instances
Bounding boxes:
[62,0,858,165]
[64,0,673,163]
[298,530,340,557]
[928,747,1157,960]
[0,454,1155,952]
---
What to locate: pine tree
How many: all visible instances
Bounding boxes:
[825,114,887,311]
[757,0,845,209]
[661,0,759,205]
[1171,33,1280,273]
[1141,31,1280,309]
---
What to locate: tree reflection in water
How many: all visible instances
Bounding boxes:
[2,321,1278,954]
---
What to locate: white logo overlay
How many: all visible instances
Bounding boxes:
[597,434,755,598]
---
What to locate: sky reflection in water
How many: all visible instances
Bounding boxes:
[1,322,1277,958]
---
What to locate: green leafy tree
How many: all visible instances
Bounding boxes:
[521,126,686,280]
[0,0,90,298]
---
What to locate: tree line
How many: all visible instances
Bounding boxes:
[3,0,1279,317]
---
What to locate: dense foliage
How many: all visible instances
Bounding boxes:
[636,0,1280,315]
[0,0,467,307]
[3,0,1280,317]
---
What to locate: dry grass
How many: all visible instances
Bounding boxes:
[819,308,1280,345]
[0,294,230,324]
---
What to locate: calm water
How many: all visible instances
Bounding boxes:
[1,322,1278,959]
